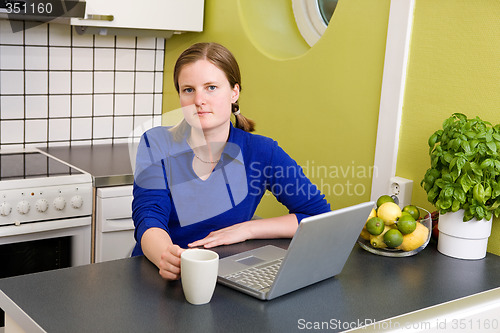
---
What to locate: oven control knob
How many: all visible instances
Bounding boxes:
[53,196,66,211]
[36,199,49,213]
[0,202,12,216]
[17,200,30,215]
[70,195,83,209]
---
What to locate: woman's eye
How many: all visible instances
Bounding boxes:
[183,87,194,93]
[208,85,217,91]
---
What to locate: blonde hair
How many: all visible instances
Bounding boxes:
[173,42,255,132]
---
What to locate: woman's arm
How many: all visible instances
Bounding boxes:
[188,214,298,248]
[141,227,185,280]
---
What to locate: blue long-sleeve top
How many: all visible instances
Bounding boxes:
[131,123,331,255]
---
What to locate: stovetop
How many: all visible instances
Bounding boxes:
[0,151,83,181]
[0,148,93,225]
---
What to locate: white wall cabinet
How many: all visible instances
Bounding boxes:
[71,0,204,34]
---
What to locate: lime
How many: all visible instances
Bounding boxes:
[402,205,420,220]
[366,217,385,235]
[377,202,402,225]
[376,195,394,208]
[397,214,417,235]
[384,229,404,248]
[397,222,429,251]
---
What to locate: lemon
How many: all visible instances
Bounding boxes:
[377,202,402,225]
[367,208,377,220]
[366,217,385,235]
[402,205,420,220]
[397,214,417,235]
[383,229,404,248]
[360,227,371,240]
[397,222,429,252]
[376,195,394,208]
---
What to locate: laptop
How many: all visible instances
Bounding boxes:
[217,201,375,300]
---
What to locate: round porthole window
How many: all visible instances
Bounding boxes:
[292,0,338,47]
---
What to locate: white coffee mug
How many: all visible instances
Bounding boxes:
[181,249,219,305]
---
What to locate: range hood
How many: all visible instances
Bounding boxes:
[0,0,86,24]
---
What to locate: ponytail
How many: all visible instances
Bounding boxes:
[232,103,255,132]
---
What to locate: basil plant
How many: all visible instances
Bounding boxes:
[421,113,500,222]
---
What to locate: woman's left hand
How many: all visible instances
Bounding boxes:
[188,222,252,248]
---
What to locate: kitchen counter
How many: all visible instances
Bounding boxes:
[41,144,134,187]
[1,240,500,332]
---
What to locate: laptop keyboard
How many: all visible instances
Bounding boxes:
[223,259,283,292]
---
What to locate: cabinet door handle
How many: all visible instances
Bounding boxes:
[85,14,114,21]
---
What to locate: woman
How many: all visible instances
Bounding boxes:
[132,42,330,280]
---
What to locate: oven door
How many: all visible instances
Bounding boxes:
[0,217,91,327]
[0,217,91,277]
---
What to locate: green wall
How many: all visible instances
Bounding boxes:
[398,0,500,255]
[162,0,390,217]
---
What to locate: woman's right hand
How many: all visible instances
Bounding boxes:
[158,244,185,280]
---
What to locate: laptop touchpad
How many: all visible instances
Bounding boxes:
[236,256,265,266]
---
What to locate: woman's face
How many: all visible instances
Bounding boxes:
[178,59,239,133]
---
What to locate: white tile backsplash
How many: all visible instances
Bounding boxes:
[94,48,115,70]
[72,71,93,94]
[25,46,49,70]
[71,94,93,117]
[24,23,48,45]
[0,96,24,119]
[48,24,71,46]
[135,72,155,93]
[49,71,71,94]
[116,35,136,48]
[94,35,115,48]
[0,21,23,44]
[114,94,134,115]
[137,37,156,49]
[94,72,115,93]
[155,72,163,93]
[72,32,93,47]
[49,95,71,117]
[0,45,24,69]
[155,50,165,71]
[72,47,94,70]
[136,49,156,71]
[25,71,48,94]
[116,48,136,71]
[25,119,48,142]
[134,94,154,115]
[26,95,49,118]
[115,72,135,93]
[93,94,113,116]
[49,47,72,70]
[0,70,24,95]
[71,117,92,140]
[1,120,24,144]
[0,22,164,148]
[49,118,70,141]
[93,116,113,138]
[114,116,134,137]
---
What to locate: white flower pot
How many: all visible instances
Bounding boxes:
[437,210,492,260]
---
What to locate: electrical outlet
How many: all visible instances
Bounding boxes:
[389,177,413,208]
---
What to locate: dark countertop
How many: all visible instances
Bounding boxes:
[2,240,500,333]
[40,144,134,187]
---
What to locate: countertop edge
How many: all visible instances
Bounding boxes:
[0,290,45,333]
[346,286,500,332]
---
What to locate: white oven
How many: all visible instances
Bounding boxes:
[0,148,93,277]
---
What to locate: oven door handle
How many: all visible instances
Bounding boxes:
[101,217,135,232]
